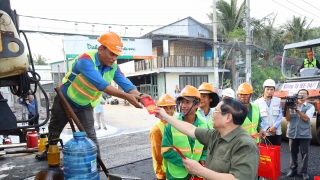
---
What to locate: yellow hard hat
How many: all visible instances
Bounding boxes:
[237,82,253,94]
[198,82,220,107]
[158,94,176,106]
[177,85,201,102]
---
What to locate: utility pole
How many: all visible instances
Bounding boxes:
[213,0,219,88]
[245,0,251,84]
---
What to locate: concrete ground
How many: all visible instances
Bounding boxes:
[0,104,320,180]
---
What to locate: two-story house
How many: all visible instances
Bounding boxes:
[121,17,230,100]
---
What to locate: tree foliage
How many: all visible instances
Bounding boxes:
[206,2,320,95]
[27,53,48,65]
[207,0,246,39]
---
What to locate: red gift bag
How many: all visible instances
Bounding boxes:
[257,144,281,180]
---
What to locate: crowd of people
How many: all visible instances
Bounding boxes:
[38,30,313,179]
[150,79,314,180]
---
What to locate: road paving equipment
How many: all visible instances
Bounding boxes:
[274,38,320,144]
[0,0,50,145]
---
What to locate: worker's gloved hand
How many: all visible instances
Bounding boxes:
[125,94,143,108]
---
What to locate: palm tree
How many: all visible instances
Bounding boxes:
[207,0,246,89]
[207,0,246,38]
[283,16,313,44]
[251,14,283,64]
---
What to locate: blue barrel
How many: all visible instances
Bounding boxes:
[63,132,99,180]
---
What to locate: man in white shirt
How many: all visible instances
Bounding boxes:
[254,79,282,145]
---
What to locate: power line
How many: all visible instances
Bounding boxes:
[39,33,62,49]
[285,0,320,20]
[19,14,243,27]
[301,0,320,12]
[271,0,320,24]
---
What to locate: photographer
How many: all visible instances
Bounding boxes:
[285,89,314,180]
[18,92,39,132]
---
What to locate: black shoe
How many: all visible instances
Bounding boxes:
[97,165,103,172]
[286,170,297,177]
[301,173,309,180]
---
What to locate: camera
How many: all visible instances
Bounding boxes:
[285,94,303,108]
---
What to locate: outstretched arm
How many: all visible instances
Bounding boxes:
[154,108,196,138]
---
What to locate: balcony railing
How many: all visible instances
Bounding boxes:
[134,55,214,72]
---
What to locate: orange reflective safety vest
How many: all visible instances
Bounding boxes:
[166,116,207,178]
[242,103,260,143]
[62,51,117,107]
[151,121,166,175]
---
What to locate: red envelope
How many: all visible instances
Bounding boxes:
[140,97,156,115]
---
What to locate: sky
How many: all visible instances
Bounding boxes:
[8,0,320,62]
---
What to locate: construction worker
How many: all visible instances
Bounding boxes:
[154,98,260,180]
[196,82,220,129]
[149,94,176,180]
[297,50,320,72]
[221,88,235,99]
[237,82,266,143]
[48,31,150,158]
[161,85,208,180]
[254,79,282,145]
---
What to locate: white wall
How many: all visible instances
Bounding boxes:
[158,72,215,98]
[0,87,14,107]
[157,73,166,99]
[164,73,180,98]
[118,61,135,74]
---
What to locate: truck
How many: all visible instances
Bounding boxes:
[273,38,320,144]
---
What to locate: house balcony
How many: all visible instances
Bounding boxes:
[134,55,214,72]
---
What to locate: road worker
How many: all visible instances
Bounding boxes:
[150,94,176,180]
[161,85,209,180]
[237,82,266,143]
[196,82,220,129]
[297,50,320,72]
[48,31,150,161]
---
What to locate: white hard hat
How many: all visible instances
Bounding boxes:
[263,79,276,88]
[221,88,235,99]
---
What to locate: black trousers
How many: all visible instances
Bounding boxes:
[289,138,311,173]
[28,114,39,132]
[48,95,100,155]
[265,135,282,146]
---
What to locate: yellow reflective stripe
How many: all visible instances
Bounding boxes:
[179,149,191,153]
[77,75,98,91]
[71,83,94,99]
[242,123,258,130]
[161,147,171,154]
[172,132,185,136]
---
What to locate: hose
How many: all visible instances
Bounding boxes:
[9,30,41,98]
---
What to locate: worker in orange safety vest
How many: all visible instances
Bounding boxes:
[149,94,176,180]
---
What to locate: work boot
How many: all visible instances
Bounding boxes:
[286,170,297,177]
[301,173,309,180]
